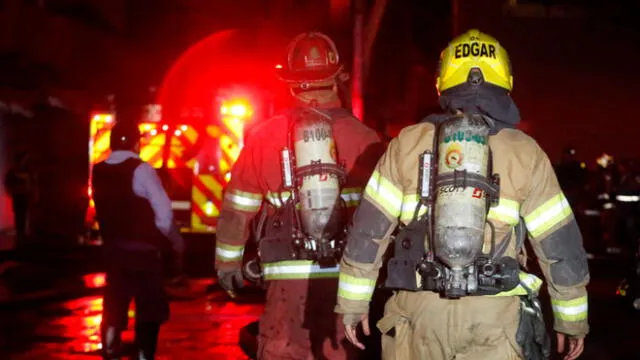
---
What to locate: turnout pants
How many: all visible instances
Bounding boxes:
[378,291,522,360]
[257,278,359,360]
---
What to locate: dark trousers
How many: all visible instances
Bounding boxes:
[103,263,169,330]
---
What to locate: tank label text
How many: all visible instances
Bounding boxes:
[443,131,486,145]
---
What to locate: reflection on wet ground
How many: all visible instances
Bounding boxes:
[2,261,640,359]
[0,279,263,360]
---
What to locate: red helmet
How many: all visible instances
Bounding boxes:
[277,32,343,85]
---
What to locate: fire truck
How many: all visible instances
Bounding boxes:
[84,29,284,241]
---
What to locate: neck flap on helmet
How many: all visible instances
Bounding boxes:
[428,70,521,135]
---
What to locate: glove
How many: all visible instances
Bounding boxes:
[217,269,244,294]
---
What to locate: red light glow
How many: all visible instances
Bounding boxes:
[230,104,248,117]
[83,273,106,289]
[220,99,252,118]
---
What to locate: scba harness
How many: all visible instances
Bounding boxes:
[254,108,350,270]
[385,113,521,298]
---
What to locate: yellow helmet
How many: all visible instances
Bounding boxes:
[436,29,513,95]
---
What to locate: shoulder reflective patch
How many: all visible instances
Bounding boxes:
[551,296,588,322]
[525,193,572,238]
[540,219,589,287]
[344,199,393,263]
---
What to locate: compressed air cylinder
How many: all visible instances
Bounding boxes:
[433,114,490,270]
[293,111,341,241]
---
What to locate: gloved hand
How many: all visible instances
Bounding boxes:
[217,269,244,297]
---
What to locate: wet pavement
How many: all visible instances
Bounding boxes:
[0,279,264,360]
[0,257,639,359]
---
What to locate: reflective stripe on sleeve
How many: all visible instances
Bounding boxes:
[262,260,339,280]
[399,194,427,223]
[551,296,588,321]
[364,170,403,218]
[215,243,245,262]
[488,198,521,225]
[524,193,573,238]
[225,189,263,212]
[341,187,362,207]
[265,191,291,207]
[338,273,376,302]
[492,272,543,297]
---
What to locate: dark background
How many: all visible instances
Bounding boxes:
[0,0,637,237]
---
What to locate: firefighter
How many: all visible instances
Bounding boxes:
[92,108,184,360]
[336,29,590,360]
[214,32,383,359]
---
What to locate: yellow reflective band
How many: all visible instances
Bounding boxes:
[525,193,573,238]
[262,260,339,280]
[215,243,245,262]
[399,194,428,223]
[491,272,543,297]
[488,198,520,225]
[551,296,588,322]
[338,273,376,302]
[265,191,292,207]
[225,189,263,212]
[341,187,362,207]
[365,171,403,218]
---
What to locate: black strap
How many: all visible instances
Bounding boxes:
[435,170,500,199]
[295,163,346,184]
